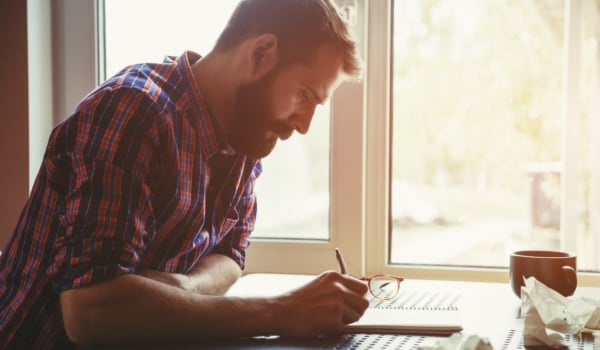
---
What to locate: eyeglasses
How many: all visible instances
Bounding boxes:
[335,248,404,301]
[360,274,404,301]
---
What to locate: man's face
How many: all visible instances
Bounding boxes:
[228,45,345,159]
[229,66,292,159]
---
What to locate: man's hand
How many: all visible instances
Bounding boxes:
[270,271,370,337]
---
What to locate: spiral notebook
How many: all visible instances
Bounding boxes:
[226,273,463,336]
[344,289,463,335]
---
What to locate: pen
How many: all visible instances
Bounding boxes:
[335,247,348,275]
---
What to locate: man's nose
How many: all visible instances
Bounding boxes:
[293,105,317,135]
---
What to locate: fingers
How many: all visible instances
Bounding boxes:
[339,272,370,295]
[317,271,370,324]
[276,272,370,336]
[341,285,370,325]
[342,311,361,326]
[319,270,369,297]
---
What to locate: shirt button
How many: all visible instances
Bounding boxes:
[193,234,204,247]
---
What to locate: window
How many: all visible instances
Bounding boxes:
[389,0,600,273]
[51,0,600,283]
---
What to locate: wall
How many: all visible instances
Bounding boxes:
[0,0,29,250]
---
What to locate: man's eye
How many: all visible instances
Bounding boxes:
[298,90,311,104]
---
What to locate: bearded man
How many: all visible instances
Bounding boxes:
[0,0,369,348]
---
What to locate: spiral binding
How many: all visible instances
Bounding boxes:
[369,290,461,311]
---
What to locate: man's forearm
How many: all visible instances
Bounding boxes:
[136,253,242,295]
[61,254,244,344]
[60,273,276,345]
[186,253,242,295]
[61,271,370,345]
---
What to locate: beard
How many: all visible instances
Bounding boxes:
[228,67,293,159]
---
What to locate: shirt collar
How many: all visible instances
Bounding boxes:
[175,51,236,160]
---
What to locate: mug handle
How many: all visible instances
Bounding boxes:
[562,265,577,295]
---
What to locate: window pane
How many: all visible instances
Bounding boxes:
[103,0,239,78]
[391,0,599,270]
[103,0,330,240]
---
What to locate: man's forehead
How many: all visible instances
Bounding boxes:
[298,47,346,101]
[309,74,346,104]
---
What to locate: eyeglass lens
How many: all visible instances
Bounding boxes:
[369,275,400,300]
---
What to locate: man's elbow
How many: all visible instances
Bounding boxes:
[60,289,97,345]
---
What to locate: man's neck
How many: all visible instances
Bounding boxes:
[191,52,237,134]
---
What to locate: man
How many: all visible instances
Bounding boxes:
[0,0,369,348]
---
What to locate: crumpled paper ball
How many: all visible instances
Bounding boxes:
[418,333,493,350]
[521,276,600,348]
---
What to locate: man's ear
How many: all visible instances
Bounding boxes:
[247,34,279,80]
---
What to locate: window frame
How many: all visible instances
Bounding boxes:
[48,0,600,285]
[371,0,600,285]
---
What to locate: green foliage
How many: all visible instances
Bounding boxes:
[392,0,564,192]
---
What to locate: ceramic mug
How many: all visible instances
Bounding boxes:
[509,249,577,298]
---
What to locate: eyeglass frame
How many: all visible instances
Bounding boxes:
[360,274,404,301]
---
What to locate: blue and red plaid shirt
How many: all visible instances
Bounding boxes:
[0,51,261,349]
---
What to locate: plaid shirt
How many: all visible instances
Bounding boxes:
[0,51,261,349]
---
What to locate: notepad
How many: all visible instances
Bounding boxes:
[226,273,463,336]
[344,289,463,335]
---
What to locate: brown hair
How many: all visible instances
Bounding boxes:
[213,0,361,77]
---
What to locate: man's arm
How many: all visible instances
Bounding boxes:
[60,270,369,345]
[136,253,242,295]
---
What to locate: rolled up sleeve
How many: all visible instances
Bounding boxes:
[213,163,261,270]
[46,88,161,291]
